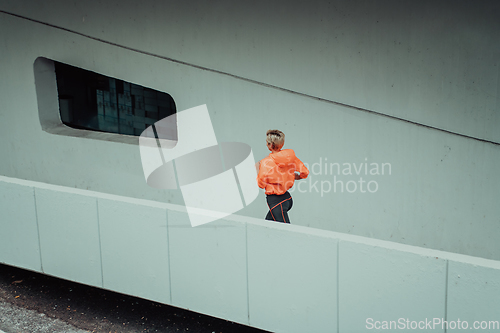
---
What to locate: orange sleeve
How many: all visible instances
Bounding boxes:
[295,155,309,179]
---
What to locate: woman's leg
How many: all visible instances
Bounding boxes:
[265,192,293,223]
[280,196,293,223]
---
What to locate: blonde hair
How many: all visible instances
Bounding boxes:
[266,129,285,150]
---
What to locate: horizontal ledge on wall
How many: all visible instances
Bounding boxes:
[1,174,499,270]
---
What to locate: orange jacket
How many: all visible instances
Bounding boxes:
[257,149,309,195]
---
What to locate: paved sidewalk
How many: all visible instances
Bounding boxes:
[0,300,88,333]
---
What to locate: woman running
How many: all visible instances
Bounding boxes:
[257,130,309,223]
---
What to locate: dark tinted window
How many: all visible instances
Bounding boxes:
[54,62,176,136]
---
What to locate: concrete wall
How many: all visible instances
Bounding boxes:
[0,1,499,261]
[2,175,500,332]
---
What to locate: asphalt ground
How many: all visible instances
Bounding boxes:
[0,264,269,333]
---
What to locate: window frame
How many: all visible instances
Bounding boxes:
[34,57,177,145]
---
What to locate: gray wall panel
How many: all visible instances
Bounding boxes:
[98,198,171,304]
[35,188,102,286]
[0,181,41,271]
[167,210,249,324]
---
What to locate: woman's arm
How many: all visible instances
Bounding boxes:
[295,156,309,179]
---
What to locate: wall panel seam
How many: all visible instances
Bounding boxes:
[96,199,104,288]
[444,259,449,333]
[337,240,340,333]
[166,210,173,305]
[245,223,250,324]
[33,187,44,273]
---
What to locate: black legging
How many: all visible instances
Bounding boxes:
[265,191,293,224]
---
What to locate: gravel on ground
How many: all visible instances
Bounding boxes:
[0,264,268,333]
